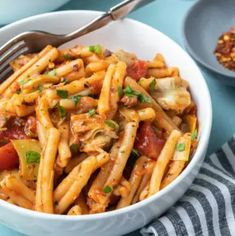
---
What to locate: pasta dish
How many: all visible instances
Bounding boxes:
[0,44,198,215]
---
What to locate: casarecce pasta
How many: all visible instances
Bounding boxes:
[0,44,198,214]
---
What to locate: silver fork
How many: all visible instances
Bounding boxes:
[0,0,154,81]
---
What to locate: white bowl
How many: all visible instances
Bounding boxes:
[0,0,71,25]
[0,11,212,236]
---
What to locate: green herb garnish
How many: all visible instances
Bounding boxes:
[104,119,119,130]
[56,89,68,98]
[88,109,96,117]
[26,151,40,164]
[131,148,140,158]
[191,129,198,141]
[72,95,81,106]
[70,143,79,155]
[88,45,102,54]
[149,79,156,92]
[123,86,151,103]
[57,105,67,118]
[47,69,57,76]
[176,143,185,152]
[103,185,113,193]
[19,80,27,86]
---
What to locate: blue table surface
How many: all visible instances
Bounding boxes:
[1,0,235,235]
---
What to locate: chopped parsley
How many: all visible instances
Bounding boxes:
[57,105,67,118]
[88,45,102,54]
[26,151,40,164]
[104,119,119,130]
[149,79,156,92]
[88,109,96,117]
[70,143,79,155]
[123,86,151,103]
[176,143,185,152]
[103,185,113,193]
[191,129,198,141]
[56,89,68,98]
[72,95,81,106]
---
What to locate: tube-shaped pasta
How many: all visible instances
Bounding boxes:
[68,205,82,215]
[109,61,126,118]
[148,129,181,197]
[97,64,115,116]
[132,160,155,204]
[125,77,178,132]
[0,45,52,96]
[40,128,60,213]
[92,111,139,212]
[15,105,35,117]
[36,121,47,147]
[22,75,60,92]
[4,175,35,203]
[86,61,108,74]
[117,156,148,209]
[36,96,54,129]
[147,68,174,78]
[0,182,33,210]
[88,141,121,208]
[57,122,71,168]
[137,108,156,121]
[55,152,109,214]
[54,59,84,77]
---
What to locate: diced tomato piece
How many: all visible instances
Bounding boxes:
[126,60,147,81]
[135,122,165,160]
[0,142,19,170]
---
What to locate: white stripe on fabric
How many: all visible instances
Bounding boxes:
[190,184,220,236]
[158,216,177,236]
[204,163,235,185]
[175,206,196,235]
[198,173,235,234]
[181,196,210,236]
[141,226,158,236]
[222,143,235,172]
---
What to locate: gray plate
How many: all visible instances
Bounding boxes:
[183,0,235,85]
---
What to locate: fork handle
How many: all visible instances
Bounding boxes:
[64,0,154,42]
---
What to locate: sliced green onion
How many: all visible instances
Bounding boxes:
[63,54,72,60]
[25,151,40,164]
[103,185,113,193]
[57,105,67,118]
[72,95,81,106]
[88,109,96,117]
[37,85,43,92]
[89,45,102,54]
[56,90,68,98]
[191,129,198,141]
[105,120,119,130]
[131,148,140,158]
[149,79,156,92]
[176,143,185,152]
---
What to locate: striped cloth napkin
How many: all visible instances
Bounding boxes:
[141,136,235,236]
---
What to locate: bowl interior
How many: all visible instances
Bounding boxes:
[184,0,235,78]
[0,10,212,220]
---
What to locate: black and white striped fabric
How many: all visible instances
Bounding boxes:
[141,137,235,236]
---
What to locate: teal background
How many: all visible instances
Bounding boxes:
[1,0,235,235]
